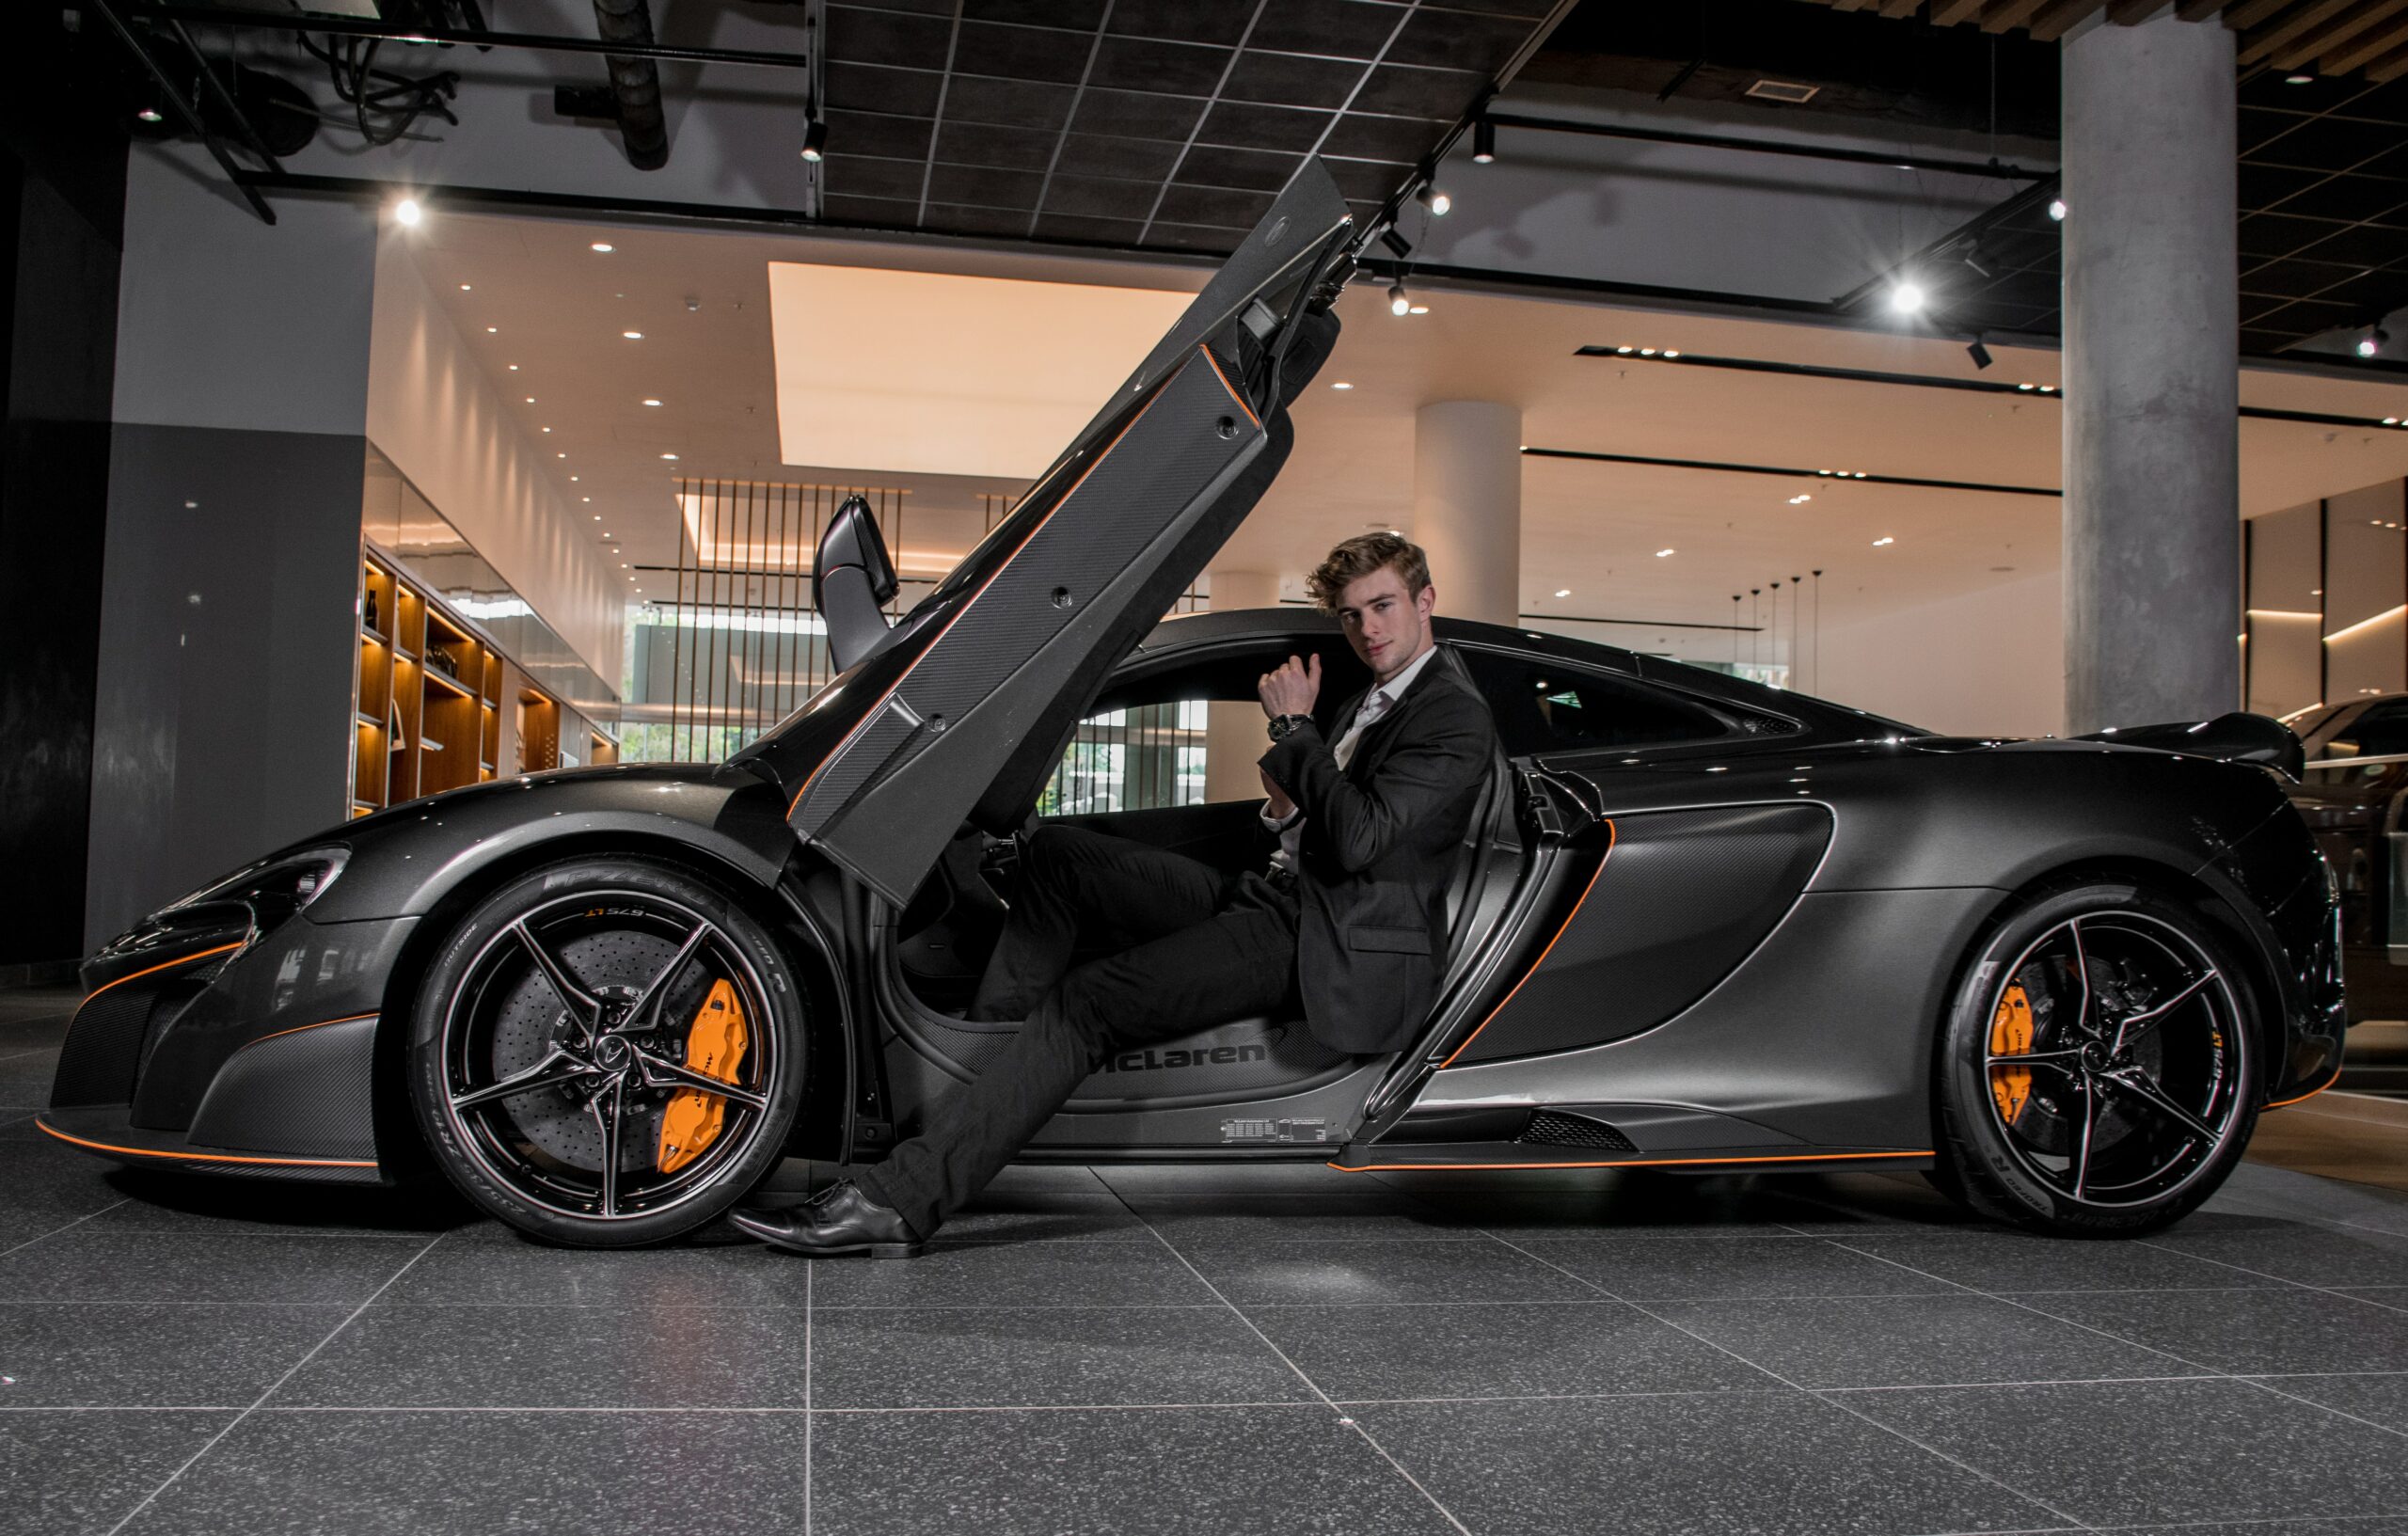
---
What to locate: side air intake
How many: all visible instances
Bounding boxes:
[1515,1109,1637,1151]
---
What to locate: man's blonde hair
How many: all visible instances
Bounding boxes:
[1306,531,1432,614]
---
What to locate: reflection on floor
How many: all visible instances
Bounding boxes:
[5,987,2408,1535]
[2251,1090,2408,1194]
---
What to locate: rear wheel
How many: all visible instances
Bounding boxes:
[407,857,808,1246]
[1934,879,2258,1236]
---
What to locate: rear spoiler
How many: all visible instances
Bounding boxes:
[2073,712,2304,779]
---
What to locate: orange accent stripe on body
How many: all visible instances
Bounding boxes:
[238,1012,379,1051]
[2265,1068,2345,1109]
[36,1119,378,1168]
[82,942,246,1004]
[1329,1149,1935,1173]
[1435,821,1617,1069]
[786,345,1255,819]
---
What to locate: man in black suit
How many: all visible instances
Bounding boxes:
[732,532,1500,1257]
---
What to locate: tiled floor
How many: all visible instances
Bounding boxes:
[6,987,2408,1535]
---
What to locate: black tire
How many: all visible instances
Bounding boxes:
[1933,877,2258,1237]
[407,856,809,1247]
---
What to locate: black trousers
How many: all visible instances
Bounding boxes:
[856,824,1301,1237]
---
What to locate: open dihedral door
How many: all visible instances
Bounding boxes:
[731,162,1354,908]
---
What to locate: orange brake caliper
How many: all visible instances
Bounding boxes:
[1988,981,2035,1124]
[656,977,750,1173]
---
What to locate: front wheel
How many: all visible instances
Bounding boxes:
[407,857,809,1246]
[1933,879,2258,1236]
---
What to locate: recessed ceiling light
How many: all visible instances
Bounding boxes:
[541,427,551,433]
[1874,536,1894,546]
[1662,350,1680,358]
[569,475,578,482]
[592,242,614,252]
[1655,548,1674,558]
[485,325,498,333]
[1408,305,1429,314]
[508,364,519,371]
[2047,198,2067,221]
[394,197,422,227]
[459,283,471,292]
[594,514,601,519]
[623,330,643,340]
[660,452,678,460]
[557,451,565,458]
[621,562,628,568]
[525,396,535,404]
[642,398,662,406]
[1331,382,1353,390]
[2286,72,2313,85]
[1554,588,1571,597]
[1788,495,1812,504]
[582,497,592,503]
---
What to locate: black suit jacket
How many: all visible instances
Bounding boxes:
[1258,644,1500,1054]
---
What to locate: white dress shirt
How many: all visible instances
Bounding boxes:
[1262,641,1440,876]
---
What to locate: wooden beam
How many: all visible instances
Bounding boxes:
[1932,0,1989,24]
[2175,0,2228,20]
[2107,0,2172,19]
[2366,36,2408,78]
[2225,0,2303,30]
[2029,0,2112,40]
[1982,0,2058,30]
[2321,6,2408,72]
[2241,0,2358,63]
[1878,0,1924,16]
[2276,0,2408,70]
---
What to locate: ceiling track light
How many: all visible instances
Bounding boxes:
[2358,325,2389,359]
[1379,227,1413,260]
[800,114,828,163]
[1967,337,1993,370]
[1388,281,1412,317]
[1471,119,1496,165]
[1887,278,1927,316]
[1415,182,1450,216]
[2047,198,2067,222]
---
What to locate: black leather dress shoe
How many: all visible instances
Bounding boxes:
[729,1181,928,1258]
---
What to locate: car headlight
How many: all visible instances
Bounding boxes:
[162,846,351,931]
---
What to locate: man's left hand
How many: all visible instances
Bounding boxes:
[1259,653,1320,720]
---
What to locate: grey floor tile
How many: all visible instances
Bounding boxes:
[2027,1286,2408,1374]
[2144,1213,2408,1288]
[1840,1378,2408,1526]
[2338,1287,2408,1313]
[1513,1234,1955,1301]
[2208,1164,2408,1236]
[813,1305,1307,1409]
[0,1134,137,1221]
[382,1230,812,1308]
[0,1046,60,1107]
[1822,1228,2295,1294]
[78,1177,470,1238]
[1127,1192,1483,1243]
[0,1229,429,1306]
[0,1302,347,1407]
[2247,1371,2408,1433]
[0,1408,235,1536]
[1645,1292,2210,1389]
[119,1409,813,1535]
[272,1302,811,1408]
[1175,1237,1599,1306]
[0,1110,48,1141]
[813,1404,1463,1535]
[808,1238,1218,1308]
[919,1191,1150,1243]
[1250,1299,1787,1401]
[1354,1391,2073,1536]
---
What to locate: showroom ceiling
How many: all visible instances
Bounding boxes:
[809,0,1571,250]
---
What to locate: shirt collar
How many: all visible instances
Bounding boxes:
[1364,641,1438,713]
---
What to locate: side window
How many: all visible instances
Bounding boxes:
[1037,701,1211,816]
[1463,651,1736,757]
[2318,701,2408,761]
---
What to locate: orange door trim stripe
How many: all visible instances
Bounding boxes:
[1327,1148,1935,1172]
[36,1119,379,1168]
[81,942,246,1004]
[1435,820,1617,1069]
[2264,1067,2344,1109]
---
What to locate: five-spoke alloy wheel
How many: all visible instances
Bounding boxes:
[408,857,808,1246]
[1934,879,2258,1235]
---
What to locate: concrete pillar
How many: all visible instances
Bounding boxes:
[2061,12,2239,732]
[1205,568,1281,801]
[1413,401,1523,626]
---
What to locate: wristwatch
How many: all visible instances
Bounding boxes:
[1267,713,1313,741]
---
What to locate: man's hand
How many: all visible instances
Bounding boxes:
[1259,653,1321,720]
[1260,767,1295,819]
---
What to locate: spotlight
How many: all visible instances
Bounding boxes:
[1388,282,1411,317]
[591,242,614,253]
[2358,326,2389,358]
[1554,588,1571,598]
[135,106,164,124]
[1967,339,1993,370]
[1472,119,1496,164]
[623,330,643,340]
[642,398,662,406]
[1416,183,1450,216]
[1331,381,1354,390]
[2286,72,2314,85]
[1379,227,1413,260]
[2047,198,2067,221]
[1655,548,1675,558]
[800,115,828,163]
[1874,536,1894,546]
[393,197,423,228]
[1887,279,1926,315]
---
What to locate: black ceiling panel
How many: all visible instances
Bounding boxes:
[816,0,1567,256]
[2242,258,2372,300]
[2278,177,2408,225]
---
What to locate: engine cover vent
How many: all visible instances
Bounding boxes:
[1516,1109,1638,1151]
[1745,79,1820,104]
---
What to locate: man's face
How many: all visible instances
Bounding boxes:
[1336,564,1436,684]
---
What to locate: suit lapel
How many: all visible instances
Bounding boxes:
[1340,670,1434,780]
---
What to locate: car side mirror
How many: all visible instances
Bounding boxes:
[816,494,899,673]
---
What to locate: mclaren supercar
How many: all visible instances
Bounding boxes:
[45,162,2344,1243]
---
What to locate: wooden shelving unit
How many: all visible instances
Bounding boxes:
[350,548,603,816]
